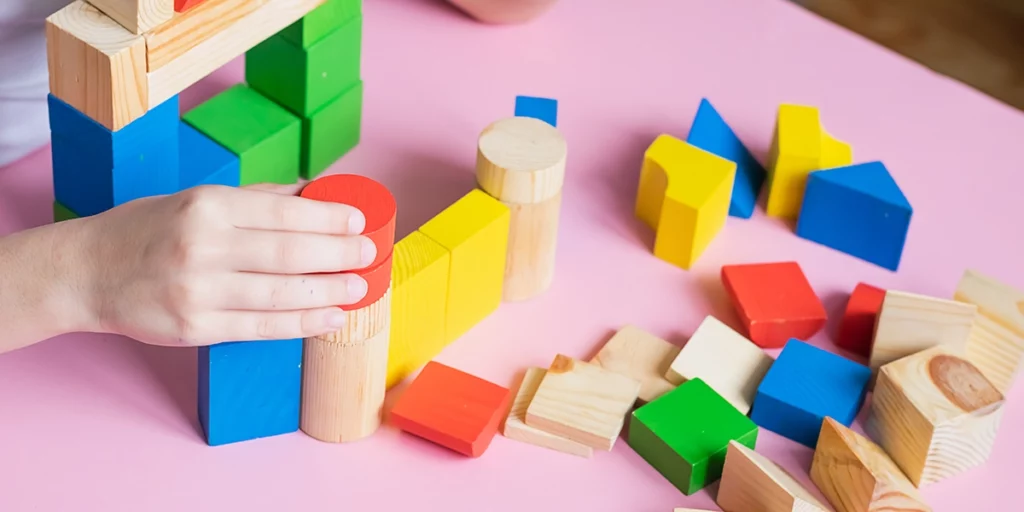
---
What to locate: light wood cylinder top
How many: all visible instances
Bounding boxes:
[476,116,567,204]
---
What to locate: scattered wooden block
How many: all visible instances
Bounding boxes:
[721,261,827,348]
[867,345,1005,487]
[954,268,1024,393]
[418,189,510,342]
[796,162,913,271]
[686,98,766,219]
[281,0,362,48]
[835,283,886,358]
[666,315,773,415]
[514,95,558,126]
[628,378,759,495]
[145,0,261,71]
[502,368,593,458]
[89,0,173,34]
[177,122,240,189]
[390,361,511,457]
[590,325,679,403]
[869,290,977,378]
[811,417,930,512]
[750,339,871,447]
[525,354,641,450]
[717,440,830,512]
[635,134,736,270]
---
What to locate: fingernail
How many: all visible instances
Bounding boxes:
[361,239,377,267]
[348,211,366,234]
[327,310,347,329]
[348,276,368,299]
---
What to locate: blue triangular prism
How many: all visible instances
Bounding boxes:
[811,162,911,210]
[687,98,766,219]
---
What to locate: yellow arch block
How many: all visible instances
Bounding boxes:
[635,134,736,270]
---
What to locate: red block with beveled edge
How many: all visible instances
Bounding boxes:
[175,0,205,12]
[721,261,827,348]
[835,282,885,357]
[390,361,510,457]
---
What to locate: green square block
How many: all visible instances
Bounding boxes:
[246,15,361,117]
[302,80,363,180]
[53,200,79,222]
[281,0,361,48]
[628,378,759,495]
[182,84,301,186]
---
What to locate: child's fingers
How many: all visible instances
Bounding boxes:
[228,186,366,235]
[199,307,348,342]
[241,181,308,195]
[228,230,376,274]
[216,273,368,311]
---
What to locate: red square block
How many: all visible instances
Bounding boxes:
[390,361,511,457]
[835,282,885,357]
[175,0,206,12]
[721,261,827,348]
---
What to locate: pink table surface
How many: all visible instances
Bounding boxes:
[2,0,1023,510]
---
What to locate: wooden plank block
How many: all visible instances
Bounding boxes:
[721,261,827,348]
[46,1,148,131]
[836,282,886,358]
[514,95,558,127]
[525,354,641,451]
[869,290,977,378]
[811,417,930,512]
[666,315,772,415]
[281,0,362,48]
[953,268,1024,393]
[144,0,263,71]
[718,440,829,512]
[502,368,593,458]
[177,122,240,189]
[88,0,173,34]
[628,378,759,495]
[590,324,679,403]
[867,345,1005,487]
[390,361,510,457]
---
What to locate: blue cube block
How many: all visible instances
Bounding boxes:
[198,338,303,446]
[686,98,766,219]
[179,122,241,189]
[795,161,912,271]
[514,95,558,127]
[750,339,871,448]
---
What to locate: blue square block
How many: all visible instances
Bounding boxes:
[198,338,303,446]
[514,95,558,127]
[750,339,871,447]
[179,122,241,189]
[795,161,912,271]
[686,98,766,219]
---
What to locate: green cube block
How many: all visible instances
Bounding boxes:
[302,80,363,180]
[627,378,759,495]
[246,15,361,117]
[182,84,301,186]
[281,0,361,48]
[53,200,79,222]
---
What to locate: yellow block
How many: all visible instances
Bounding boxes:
[386,231,451,389]
[418,189,510,342]
[765,104,853,219]
[635,134,736,270]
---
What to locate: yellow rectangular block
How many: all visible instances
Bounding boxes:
[386,231,450,389]
[418,189,510,342]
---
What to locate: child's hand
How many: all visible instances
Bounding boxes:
[447,0,557,24]
[74,183,375,346]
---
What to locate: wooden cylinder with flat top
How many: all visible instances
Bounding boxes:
[476,116,567,302]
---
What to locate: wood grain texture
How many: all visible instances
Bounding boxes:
[47,1,148,131]
[502,368,593,458]
[953,268,1024,393]
[866,345,1005,487]
[88,0,173,34]
[811,417,930,512]
[869,290,977,377]
[590,324,679,403]
[500,190,561,301]
[144,0,261,71]
[717,441,829,512]
[476,116,567,204]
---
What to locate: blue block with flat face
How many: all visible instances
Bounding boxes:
[178,122,241,189]
[795,161,912,271]
[198,338,303,446]
[750,339,871,448]
[686,98,766,219]
[514,95,558,127]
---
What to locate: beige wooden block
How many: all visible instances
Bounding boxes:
[144,0,262,71]
[46,1,148,131]
[525,354,641,451]
[811,417,930,512]
[88,0,173,34]
[476,116,567,204]
[953,268,1024,393]
[717,441,829,512]
[500,190,562,301]
[590,325,680,403]
[666,316,772,415]
[502,368,593,458]
[866,345,1005,487]
[869,290,977,377]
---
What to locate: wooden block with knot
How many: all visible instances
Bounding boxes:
[717,441,829,512]
[866,345,1006,487]
[590,325,680,404]
[88,0,173,34]
[953,268,1024,394]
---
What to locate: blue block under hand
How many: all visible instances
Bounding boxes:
[750,339,871,448]
[179,122,241,189]
[514,95,558,127]
[686,98,766,219]
[795,161,912,271]
[198,338,303,446]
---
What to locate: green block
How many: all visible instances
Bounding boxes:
[182,84,301,186]
[281,0,361,48]
[627,378,758,495]
[302,80,363,180]
[53,200,79,222]
[246,15,361,117]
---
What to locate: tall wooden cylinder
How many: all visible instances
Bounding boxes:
[476,117,567,302]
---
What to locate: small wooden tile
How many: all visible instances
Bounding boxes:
[718,440,829,512]
[590,325,679,403]
[954,268,1024,393]
[836,282,885,357]
[721,261,827,348]
[502,368,593,458]
[869,290,976,376]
